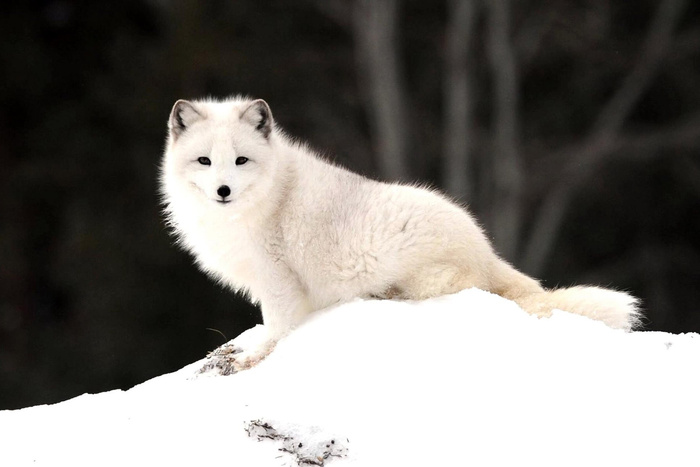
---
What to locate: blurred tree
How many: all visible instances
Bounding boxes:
[353,0,412,181]
[521,0,690,276]
[442,0,477,202]
[485,0,523,261]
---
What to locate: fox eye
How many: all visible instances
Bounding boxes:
[235,156,248,166]
[197,157,211,166]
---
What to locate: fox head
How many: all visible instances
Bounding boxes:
[161,97,281,225]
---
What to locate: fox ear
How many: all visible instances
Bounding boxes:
[240,99,273,139]
[169,100,204,140]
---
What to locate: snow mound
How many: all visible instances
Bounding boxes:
[1,288,699,466]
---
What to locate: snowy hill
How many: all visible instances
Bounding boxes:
[1,288,699,466]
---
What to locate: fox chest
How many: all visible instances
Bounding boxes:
[184,221,257,286]
[196,227,294,296]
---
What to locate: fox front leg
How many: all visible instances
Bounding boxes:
[202,270,312,375]
[231,290,312,372]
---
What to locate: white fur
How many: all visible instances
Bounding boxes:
[161,96,641,370]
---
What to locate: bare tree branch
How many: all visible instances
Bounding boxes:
[514,8,556,69]
[311,0,353,30]
[520,0,688,276]
[442,0,479,201]
[677,154,700,199]
[486,0,522,261]
[522,111,700,279]
[591,0,688,140]
[674,27,700,57]
[531,110,700,186]
[353,0,410,181]
[613,112,700,156]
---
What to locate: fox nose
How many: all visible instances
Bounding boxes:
[217,185,231,198]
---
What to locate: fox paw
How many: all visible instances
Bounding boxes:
[198,342,244,375]
[198,325,276,376]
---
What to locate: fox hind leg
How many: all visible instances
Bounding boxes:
[394,264,491,301]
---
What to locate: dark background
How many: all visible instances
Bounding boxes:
[2,0,699,410]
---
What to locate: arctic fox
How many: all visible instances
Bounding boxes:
[161,96,640,371]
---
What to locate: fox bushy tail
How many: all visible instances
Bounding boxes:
[515,286,641,331]
[492,262,641,331]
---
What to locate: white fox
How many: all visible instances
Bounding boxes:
[161,96,640,372]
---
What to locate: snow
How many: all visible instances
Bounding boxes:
[1,288,699,466]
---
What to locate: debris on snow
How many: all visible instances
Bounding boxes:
[245,418,349,466]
